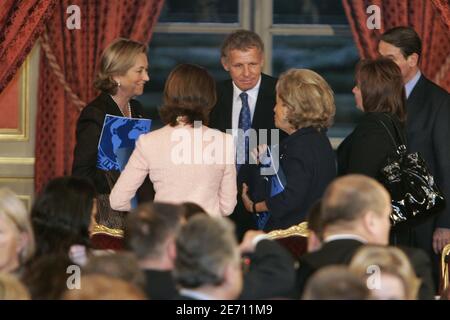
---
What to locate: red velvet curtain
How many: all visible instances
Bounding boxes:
[342,0,450,92]
[0,0,56,93]
[35,0,164,192]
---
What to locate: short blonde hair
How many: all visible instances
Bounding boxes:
[349,245,420,300]
[0,188,35,263]
[94,38,147,95]
[276,69,335,130]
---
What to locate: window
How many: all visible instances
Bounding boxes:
[140,0,361,142]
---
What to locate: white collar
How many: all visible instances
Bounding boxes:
[232,76,261,102]
[324,234,368,243]
[179,288,215,300]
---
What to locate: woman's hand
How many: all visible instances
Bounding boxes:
[241,183,254,213]
[250,144,269,165]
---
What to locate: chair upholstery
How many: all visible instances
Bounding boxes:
[90,224,124,251]
[267,222,309,259]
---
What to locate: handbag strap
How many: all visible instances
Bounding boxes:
[381,113,407,146]
[377,119,399,149]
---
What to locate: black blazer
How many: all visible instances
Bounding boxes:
[337,112,405,179]
[239,239,296,299]
[144,269,177,300]
[296,239,435,299]
[406,75,450,227]
[72,92,145,194]
[265,127,336,231]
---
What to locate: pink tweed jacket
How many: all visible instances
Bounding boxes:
[110,124,237,217]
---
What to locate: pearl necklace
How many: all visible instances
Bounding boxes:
[111,95,131,118]
[120,102,132,118]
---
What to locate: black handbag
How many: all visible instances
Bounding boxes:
[377,114,445,226]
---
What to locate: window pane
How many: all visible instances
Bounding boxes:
[272,35,361,137]
[273,0,348,25]
[138,33,228,124]
[159,0,239,23]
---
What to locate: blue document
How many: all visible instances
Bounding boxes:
[97,114,151,171]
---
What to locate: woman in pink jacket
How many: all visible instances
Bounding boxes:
[110,64,237,217]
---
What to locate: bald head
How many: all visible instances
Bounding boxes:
[321,175,391,228]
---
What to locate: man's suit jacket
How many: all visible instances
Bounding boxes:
[406,75,450,228]
[296,239,435,300]
[144,269,177,300]
[150,239,296,300]
[239,239,296,299]
[209,73,279,139]
[337,112,405,179]
[209,74,282,237]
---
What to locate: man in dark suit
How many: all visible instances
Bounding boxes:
[210,29,283,238]
[378,26,450,286]
[125,202,296,300]
[297,175,435,299]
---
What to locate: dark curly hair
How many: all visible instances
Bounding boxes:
[159,64,216,126]
[31,176,96,259]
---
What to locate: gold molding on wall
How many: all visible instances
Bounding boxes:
[0,55,30,141]
[0,157,35,165]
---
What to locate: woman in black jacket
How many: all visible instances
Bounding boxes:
[337,58,407,179]
[72,38,151,232]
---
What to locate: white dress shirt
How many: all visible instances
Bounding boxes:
[231,76,261,132]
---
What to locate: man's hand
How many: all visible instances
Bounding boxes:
[241,183,254,213]
[239,230,266,254]
[433,228,450,254]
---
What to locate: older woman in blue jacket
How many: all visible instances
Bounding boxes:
[242,69,336,231]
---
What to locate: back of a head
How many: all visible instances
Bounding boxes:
[380,27,422,59]
[276,68,335,130]
[356,58,406,122]
[159,63,216,126]
[31,176,96,258]
[0,188,35,264]
[349,245,420,300]
[320,175,390,229]
[21,253,73,300]
[62,274,146,300]
[181,202,208,219]
[221,29,264,58]
[83,252,146,290]
[174,215,239,289]
[124,202,184,260]
[303,265,370,300]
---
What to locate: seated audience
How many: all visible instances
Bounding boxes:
[350,245,420,300]
[296,174,434,299]
[0,188,35,275]
[302,265,370,300]
[124,202,296,299]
